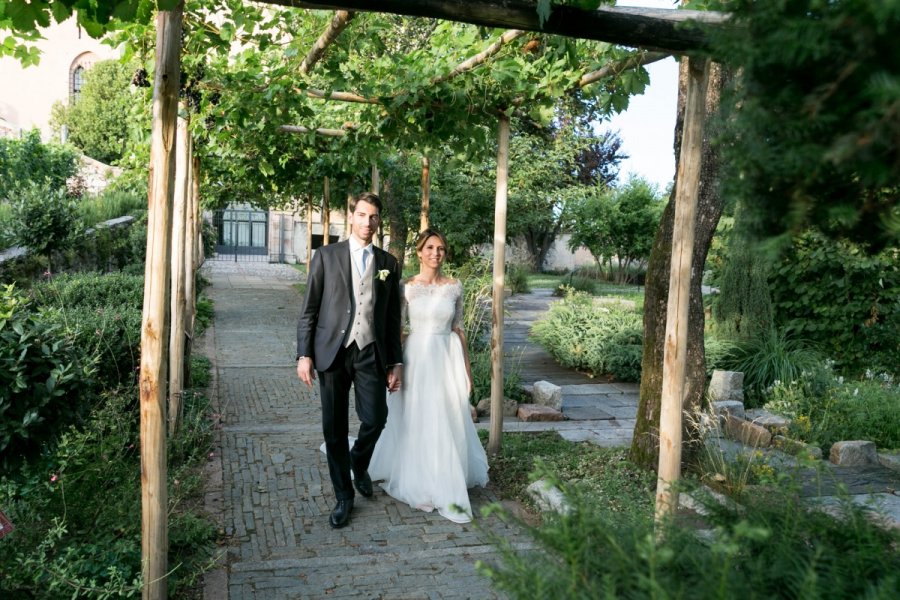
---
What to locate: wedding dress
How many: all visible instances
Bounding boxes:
[369,280,489,523]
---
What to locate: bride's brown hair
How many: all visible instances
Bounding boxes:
[415,228,449,255]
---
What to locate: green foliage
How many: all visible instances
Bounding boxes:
[0,284,97,470]
[30,272,144,390]
[769,230,900,376]
[0,384,217,598]
[51,59,140,164]
[505,264,531,294]
[479,475,900,600]
[531,289,643,381]
[7,181,82,257]
[710,0,900,251]
[0,129,78,202]
[77,188,146,228]
[567,176,664,283]
[716,326,824,408]
[194,296,214,337]
[712,232,774,338]
[766,365,900,451]
[552,276,597,296]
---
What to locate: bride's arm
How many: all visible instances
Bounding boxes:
[451,281,474,394]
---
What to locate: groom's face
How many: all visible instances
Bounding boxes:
[350,200,380,245]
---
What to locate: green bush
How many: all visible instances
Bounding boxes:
[0,285,97,470]
[479,476,900,600]
[770,231,900,376]
[0,386,216,598]
[7,181,82,258]
[77,188,146,229]
[765,366,900,451]
[0,129,78,202]
[531,289,643,381]
[552,277,596,296]
[723,326,825,408]
[31,272,144,390]
[506,263,531,294]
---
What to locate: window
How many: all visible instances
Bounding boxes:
[69,52,96,103]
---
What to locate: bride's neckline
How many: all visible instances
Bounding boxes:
[406,277,458,287]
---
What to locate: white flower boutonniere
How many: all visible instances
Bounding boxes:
[376,269,391,282]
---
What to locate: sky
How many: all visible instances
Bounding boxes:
[604,1,680,191]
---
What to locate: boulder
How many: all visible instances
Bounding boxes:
[829,440,878,466]
[532,380,563,411]
[517,404,564,422]
[724,414,772,448]
[476,397,519,417]
[708,370,745,403]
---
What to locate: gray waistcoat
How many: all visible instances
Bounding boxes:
[345,252,376,349]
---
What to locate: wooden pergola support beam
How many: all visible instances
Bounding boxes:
[256,1,727,53]
[300,10,356,74]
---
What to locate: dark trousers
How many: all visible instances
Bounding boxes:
[318,342,388,501]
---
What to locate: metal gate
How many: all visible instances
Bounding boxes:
[210,206,269,262]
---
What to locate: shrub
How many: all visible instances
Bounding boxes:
[531,289,642,381]
[31,272,144,390]
[0,285,97,470]
[506,263,531,294]
[77,188,146,229]
[765,365,900,451]
[552,277,596,296]
[479,476,900,600]
[0,129,78,202]
[770,230,900,376]
[7,181,82,258]
[717,326,825,407]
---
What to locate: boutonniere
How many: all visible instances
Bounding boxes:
[376,269,391,281]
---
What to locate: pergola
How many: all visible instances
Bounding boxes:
[140,2,728,597]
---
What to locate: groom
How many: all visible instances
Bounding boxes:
[296,191,403,529]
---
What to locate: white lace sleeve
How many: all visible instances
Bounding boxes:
[400,281,409,333]
[451,280,464,331]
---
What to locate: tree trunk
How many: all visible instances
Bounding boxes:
[419,155,430,232]
[322,176,331,245]
[382,179,408,269]
[629,60,727,472]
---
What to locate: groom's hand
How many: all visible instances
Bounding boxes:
[386,365,403,392]
[297,357,316,387]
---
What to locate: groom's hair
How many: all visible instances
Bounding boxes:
[350,191,383,214]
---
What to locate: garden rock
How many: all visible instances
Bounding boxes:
[532,380,563,410]
[746,409,791,433]
[708,370,744,403]
[830,441,878,466]
[517,404,564,422]
[773,435,822,460]
[724,414,772,448]
[712,400,745,424]
[476,396,519,418]
[526,479,571,514]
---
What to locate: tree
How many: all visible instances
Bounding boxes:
[50,59,138,164]
[630,59,727,471]
[567,175,665,282]
[709,0,900,253]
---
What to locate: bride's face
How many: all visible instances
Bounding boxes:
[417,236,446,269]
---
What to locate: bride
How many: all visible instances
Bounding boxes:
[369,228,489,523]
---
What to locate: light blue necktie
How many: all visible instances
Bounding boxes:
[360,248,369,274]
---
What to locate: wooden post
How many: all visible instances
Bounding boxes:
[168,106,189,435]
[141,4,182,598]
[183,152,198,388]
[192,157,203,268]
[488,114,510,456]
[344,192,352,240]
[655,56,709,523]
[372,163,382,246]
[419,155,430,232]
[323,177,332,244]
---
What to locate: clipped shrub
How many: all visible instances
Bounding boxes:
[770,230,900,376]
[506,263,531,294]
[0,285,97,470]
[7,181,82,258]
[31,272,143,390]
[532,289,643,381]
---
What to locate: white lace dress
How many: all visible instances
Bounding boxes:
[369,280,489,523]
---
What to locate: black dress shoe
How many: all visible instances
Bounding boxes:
[354,470,374,498]
[330,499,353,529]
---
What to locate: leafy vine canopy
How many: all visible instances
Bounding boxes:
[2,0,653,207]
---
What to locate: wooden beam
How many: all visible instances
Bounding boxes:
[487,112,510,456]
[579,50,670,88]
[419,155,430,231]
[256,1,727,52]
[168,106,190,436]
[431,29,526,85]
[654,56,709,524]
[300,10,356,74]
[141,4,183,598]
[279,124,350,136]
